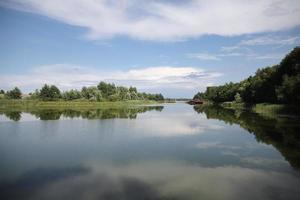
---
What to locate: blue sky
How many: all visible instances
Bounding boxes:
[0,0,300,98]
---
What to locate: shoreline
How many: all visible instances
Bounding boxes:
[0,99,170,111]
[206,101,300,116]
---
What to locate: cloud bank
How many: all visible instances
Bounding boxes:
[0,64,221,97]
[188,35,300,61]
[1,0,300,41]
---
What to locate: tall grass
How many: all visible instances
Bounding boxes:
[220,101,300,116]
[252,103,300,115]
[0,99,161,111]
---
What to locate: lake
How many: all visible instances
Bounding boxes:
[0,103,300,200]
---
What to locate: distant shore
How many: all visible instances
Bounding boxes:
[0,99,172,111]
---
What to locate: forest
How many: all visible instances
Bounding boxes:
[0,82,164,101]
[194,47,300,104]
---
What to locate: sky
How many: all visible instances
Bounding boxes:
[0,0,300,98]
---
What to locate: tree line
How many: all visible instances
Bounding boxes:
[194,47,300,104]
[0,82,164,101]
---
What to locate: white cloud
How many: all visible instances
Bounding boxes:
[0,64,221,96]
[248,53,284,60]
[221,35,299,54]
[187,51,246,61]
[240,35,300,46]
[217,35,300,60]
[187,53,221,61]
[187,50,286,61]
[1,0,300,41]
[221,46,243,53]
[186,49,245,61]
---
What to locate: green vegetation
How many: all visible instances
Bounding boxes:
[193,47,300,105]
[0,99,160,111]
[39,84,61,100]
[194,105,300,169]
[220,102,300,116]
[3,87,22,99]
[0,81,164,102]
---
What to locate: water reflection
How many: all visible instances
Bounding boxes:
[1,103,300,200]
[0,106,164,121]
[0,166,90,200]
[1,111,22,121]
[194,105,300,169]
[1,161,300,200]
[0,164,180,200]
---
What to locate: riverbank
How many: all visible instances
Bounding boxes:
[219,101,300,116]
[0,99,167,111]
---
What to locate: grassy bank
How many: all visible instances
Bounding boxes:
[219,101,300,116]
[0,99,163,111]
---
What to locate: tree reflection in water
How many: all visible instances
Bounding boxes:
[1,111,22,121]
[0,106,164,121]
[194,105,300,169]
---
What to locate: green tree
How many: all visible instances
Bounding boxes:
[129,86,137,93]
[157,94,164,101]
[50,85,61,99]
[97,82,116,98]
[81,86,102,101]
[39,84,61,100]
[81,87,90,99]
[62,89,82,100]
[194,47,300,105]
[116,86,130,100]
[27,82,164,102]
[276,74,300,104]
[29,89,40,99]
[6,87,22,99]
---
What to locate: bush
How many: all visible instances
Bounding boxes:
[234,93,243,103]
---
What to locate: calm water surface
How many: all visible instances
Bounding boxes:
[0,103,300,200]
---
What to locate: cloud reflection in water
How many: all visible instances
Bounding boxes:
[1,161,300,200]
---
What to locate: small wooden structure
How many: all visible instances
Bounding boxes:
[187,99,204,105]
